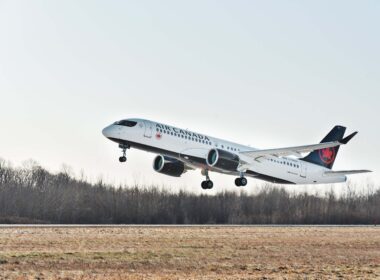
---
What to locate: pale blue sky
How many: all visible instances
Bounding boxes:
[0,1,378,193]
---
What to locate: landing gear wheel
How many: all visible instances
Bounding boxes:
[201,181,207,190]
[240,177,247,186]
[206,180,213,189]
[235,177,247,187]
[235,178,242,187]
[201,180,214,190]
[119,156,127,163]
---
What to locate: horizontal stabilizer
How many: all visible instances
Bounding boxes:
[324,170,372,176]
[340,131,358,144]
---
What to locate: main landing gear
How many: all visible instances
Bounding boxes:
[235,173,248,187]
[118,144,129,163]
[201,169,213,190]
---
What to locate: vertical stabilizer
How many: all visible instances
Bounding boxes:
[301,126,346,169]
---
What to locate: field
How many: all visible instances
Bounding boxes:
[0,226,379,279]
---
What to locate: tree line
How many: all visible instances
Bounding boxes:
[0,160,379,224]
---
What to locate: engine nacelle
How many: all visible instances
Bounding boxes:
[153,155,185,177]
[206,148,240,172]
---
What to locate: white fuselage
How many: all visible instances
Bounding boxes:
[102,118,347,185]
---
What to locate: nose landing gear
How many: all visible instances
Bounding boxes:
[118,144,129,163]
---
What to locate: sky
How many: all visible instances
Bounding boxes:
[0,0,379,194]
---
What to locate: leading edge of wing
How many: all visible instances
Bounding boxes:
[240,141,342,159]
[324,170,372,176]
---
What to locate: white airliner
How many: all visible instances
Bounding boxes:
[102,118,371,189]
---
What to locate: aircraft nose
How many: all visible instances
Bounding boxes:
[102,125,113,138]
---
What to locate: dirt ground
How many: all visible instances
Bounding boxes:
[0,226,379,279]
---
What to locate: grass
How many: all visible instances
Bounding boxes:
[0,226,379,279]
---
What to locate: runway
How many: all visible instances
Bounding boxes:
[0,224,376,228]
[0,225,379,279]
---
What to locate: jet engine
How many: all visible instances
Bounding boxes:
[153,155,186,177]
[206,148,240,172]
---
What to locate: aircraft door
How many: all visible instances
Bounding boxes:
[144,121,153,138]
[300,162,307,178]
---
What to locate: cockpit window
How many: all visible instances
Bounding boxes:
[115,120,137,127]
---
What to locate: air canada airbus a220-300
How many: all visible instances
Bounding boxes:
[102,118,371,189]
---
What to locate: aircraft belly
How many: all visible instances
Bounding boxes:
[246,163,298,184]
[178,148,209,169]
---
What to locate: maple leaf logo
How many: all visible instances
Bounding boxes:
[155,132,162,140]
[319,148,336,164]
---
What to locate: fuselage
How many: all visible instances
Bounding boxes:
[102,118,347,185]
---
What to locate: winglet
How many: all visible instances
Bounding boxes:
[340,131,358,144]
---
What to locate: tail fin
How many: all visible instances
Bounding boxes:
[301,126,346,169]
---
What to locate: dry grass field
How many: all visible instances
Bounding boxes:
[0,226,379,279]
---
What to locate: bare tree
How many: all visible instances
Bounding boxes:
[0,161,379,224]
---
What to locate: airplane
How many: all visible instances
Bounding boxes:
[102,118,371,189]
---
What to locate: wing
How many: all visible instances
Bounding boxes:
[324,170,372,176]
[240,141,342,160]
[240,131,358,160]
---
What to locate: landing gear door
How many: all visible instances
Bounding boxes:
[144,121,153,138]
